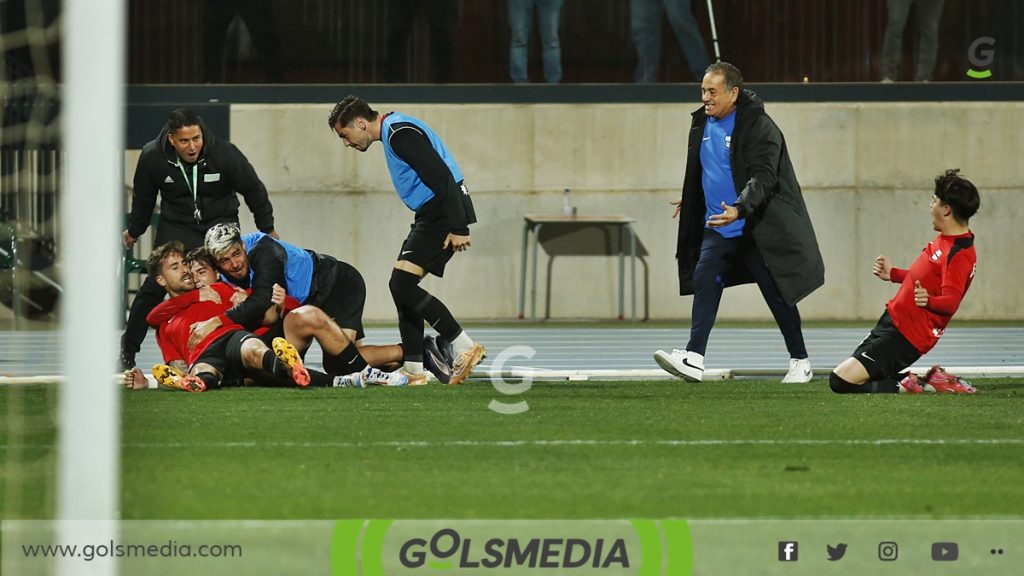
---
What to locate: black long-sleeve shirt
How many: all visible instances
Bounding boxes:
[387,121,476,234]
[128,120,275,242]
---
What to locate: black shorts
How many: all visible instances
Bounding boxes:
[194,330,257,384]
[256,321,286,348]
[852,310,921,380]
[397,220,455,278]
[307,257,366,340]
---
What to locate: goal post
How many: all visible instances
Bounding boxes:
[57,0,124,573]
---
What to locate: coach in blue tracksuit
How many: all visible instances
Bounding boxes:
[329,96,486,386]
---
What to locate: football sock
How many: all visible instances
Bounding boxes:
[196,372,219,390]
[417,294,461,341]
[829,372,861,393]
[403,361,424,375]
[868,377,900,394]
[261,350,292,380]
[390,269,464,360]
[390,270,425,362]
[324,344,369,376]
[452,331,475,357]
[307,369,333,388]
[395,302,424,362]
[829,371,898,394]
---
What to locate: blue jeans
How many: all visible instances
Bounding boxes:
[631,0,711,82]
[881,0,946,81]
[687,230,807,358]
[508,0,563,83]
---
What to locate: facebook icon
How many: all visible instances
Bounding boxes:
[778,541,799,561]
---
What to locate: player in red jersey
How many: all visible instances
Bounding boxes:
[129,245,409,390]
[830,169,980,394]
[184,247,411,387]
[142,241,309,392]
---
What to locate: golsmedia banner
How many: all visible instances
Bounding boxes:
[3,519,1020,575]
[332,519,688,574]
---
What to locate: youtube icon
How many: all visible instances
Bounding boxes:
[932,542,959,562]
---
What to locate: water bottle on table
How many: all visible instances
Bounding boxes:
[562,188,575,216]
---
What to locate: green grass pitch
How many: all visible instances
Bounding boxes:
[2,379,1024,520]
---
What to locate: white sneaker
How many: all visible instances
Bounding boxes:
[332,374,361,388]
[654,349,704,382]
[782,358,813,383]
[356,366,410,387]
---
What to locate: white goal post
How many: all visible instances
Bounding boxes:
[57,0,124,574]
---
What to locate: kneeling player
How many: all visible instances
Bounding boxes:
[830,169,979,394]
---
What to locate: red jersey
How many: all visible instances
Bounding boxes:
[146,283,301,365]
[147,283,243,365]
[886,231,976,353]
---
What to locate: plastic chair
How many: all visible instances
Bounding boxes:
[121,248,148,320]
[120,213,158,322]
[0,222,20,327]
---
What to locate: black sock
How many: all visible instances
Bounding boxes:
[260,350,292,380]
[396,302,424,362]
[829,371,863,394]
[866,377,900,394]
[390,269,425,361]
[390,269,462,360]
[829,371,899,394]
[415,293,462,341]
[307,369,333,387]
[324,344,368,376]
[197,372,220,390]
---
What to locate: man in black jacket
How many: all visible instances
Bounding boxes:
[120,107,277,370]
[654,62,825,383]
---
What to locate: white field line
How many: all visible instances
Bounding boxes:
[4,438,1020,449]
[5,517,1024,525]
[2,365,1022,386]
[80,438,1024,450]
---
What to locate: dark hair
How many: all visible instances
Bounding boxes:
[167,108,201,132]
[328,95,379,129]
[147,240,185,278]
[934,168,980,223]
[704,61,744,92]
[184,247,215,270]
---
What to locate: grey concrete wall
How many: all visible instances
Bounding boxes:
[126,101,1024,321]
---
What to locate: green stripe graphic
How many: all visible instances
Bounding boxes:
[967,69,992,79]
[361,520,393,576]
[632,519,692,575]
[631,519,663,576]
[660,520,693,575]
[330,520,364,576]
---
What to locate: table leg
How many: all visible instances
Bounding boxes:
[11,232,19,329]
[531,223,543,320]
[518,221,529,319]
[617,224,624,320]
[630,224,637,321]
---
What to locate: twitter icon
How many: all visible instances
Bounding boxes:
[826,543,848,561]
